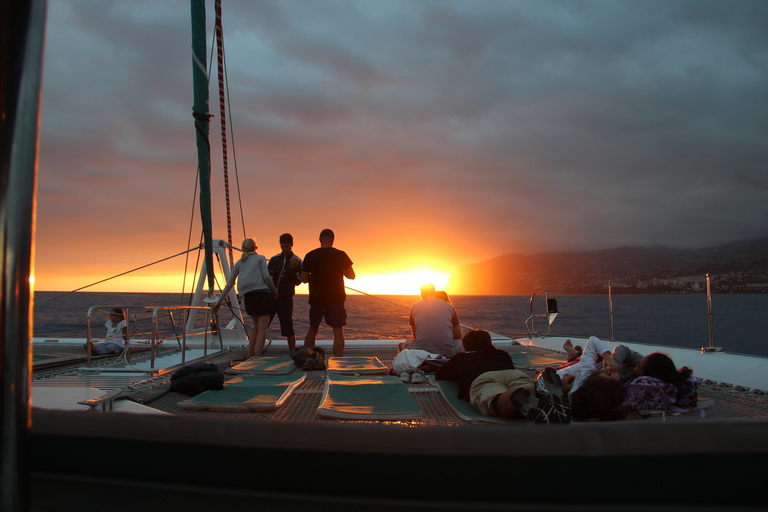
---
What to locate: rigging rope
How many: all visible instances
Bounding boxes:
[182,160,202,305]
[214,0,234,268]
[223,57,248,242]
[36,247,203,305]
[344,286,411,310]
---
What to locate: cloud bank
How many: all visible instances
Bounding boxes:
[35,0,768,291]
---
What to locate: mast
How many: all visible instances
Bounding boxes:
[190,0,215,292]
[1,0,47,510]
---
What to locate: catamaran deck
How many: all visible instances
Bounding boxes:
[31,342,768,424]
[29,342,768,512]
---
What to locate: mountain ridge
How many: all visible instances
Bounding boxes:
[446,237,768,295]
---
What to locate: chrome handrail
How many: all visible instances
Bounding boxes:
[703,273,723,353]
[84,304,224,371]
[524,289,558,337]
[151,306,224,367]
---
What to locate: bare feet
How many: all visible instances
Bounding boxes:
[563,339,579,359]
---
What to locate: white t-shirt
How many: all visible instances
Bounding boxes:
[409,296,460,358]
[104,319,126,344]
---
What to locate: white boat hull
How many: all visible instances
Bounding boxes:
[516,335,768,392]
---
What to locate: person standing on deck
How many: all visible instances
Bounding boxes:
[268,233,303,352]
[213,238,278,358]
[301,229,355,357]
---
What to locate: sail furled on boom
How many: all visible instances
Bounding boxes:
[190,0,215,291]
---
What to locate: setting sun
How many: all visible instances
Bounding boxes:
[346,269,451,296]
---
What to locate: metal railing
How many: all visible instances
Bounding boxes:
[151,305,224,367]
[529,274,741,354]
[84,305,224,371]
[702,274,723,353]
[524,290,559,337]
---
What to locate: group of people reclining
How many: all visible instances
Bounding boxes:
[398,285,700,424]
[431,330,699,423]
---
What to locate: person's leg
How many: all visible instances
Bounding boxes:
[494,384,536,418]
[246,316,258,358]
[323,303,347,357]
[247,314,270,357]
[332,326,345,357]
[277,295,297,352]
[87,342,108,356]
[470,370,535,417]
[304,325,319,347]
[305,305,324,347]
[398,339,415,353]
[564,339,582,362]
[508,386,572,424]
[535,367,568,399]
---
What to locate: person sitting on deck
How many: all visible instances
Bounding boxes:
[436,329,571,424]
[399,284,463,358]
[84,308,128,356]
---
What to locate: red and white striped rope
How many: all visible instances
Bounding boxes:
[215,0,234,266]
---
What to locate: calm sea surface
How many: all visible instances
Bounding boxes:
[32,291,768,356]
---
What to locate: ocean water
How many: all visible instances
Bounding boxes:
[32,291,768,356]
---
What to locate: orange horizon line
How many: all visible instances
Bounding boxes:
[32,290,504,297]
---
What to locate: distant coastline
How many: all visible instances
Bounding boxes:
[446,237,768,295]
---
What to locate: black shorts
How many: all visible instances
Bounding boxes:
[309,302,347,328]
[243,291,275,317]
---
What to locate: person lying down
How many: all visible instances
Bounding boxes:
[436,331,699,424]
[436,329,570,424]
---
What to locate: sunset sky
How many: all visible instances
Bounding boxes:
[34,0,768,295]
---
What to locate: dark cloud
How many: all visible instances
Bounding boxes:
[35,0,768,290]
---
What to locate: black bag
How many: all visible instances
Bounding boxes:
[290,346,326,367]
[169,362,225,396]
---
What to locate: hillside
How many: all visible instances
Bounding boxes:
[446,237,768,295]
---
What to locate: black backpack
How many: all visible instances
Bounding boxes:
[169,362,225,396]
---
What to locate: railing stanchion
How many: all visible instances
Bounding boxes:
[86,306,94,366]
[702,273,723,353]
[608,283,615,341]
[151,307,159,369]
[524,290,558,337]
[182,308,188,365]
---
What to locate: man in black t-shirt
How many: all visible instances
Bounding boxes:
[301,229,355,356]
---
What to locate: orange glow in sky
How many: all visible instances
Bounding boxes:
[31,2,768,300]
[33,252,458,296]
[346,268,451,296]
